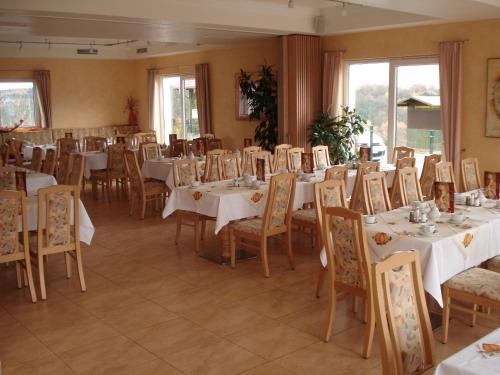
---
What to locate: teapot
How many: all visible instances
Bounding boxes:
[428,206,441,220]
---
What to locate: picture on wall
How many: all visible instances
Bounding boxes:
[485,58,500,137]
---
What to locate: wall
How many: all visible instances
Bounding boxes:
[0,58,136,128]
[134,38,280,150]
[322,18,500,174]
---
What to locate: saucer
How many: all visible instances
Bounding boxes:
[364,219,378,225]
[419,229,437,237]
[449,217,467,225]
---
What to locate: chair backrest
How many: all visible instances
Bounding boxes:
[7,140,23,167]
[66,154,85,188]
[84,136,107,152]
[251,151,273,175]
[392,146,415,164]
[262,173,296,235]
[42,149,57,176]
[0,168,16,191]
[142,142,161,161]
[390,158,417,209]
[314,179,348,230]
[207,138,223,151]
[168,133,177,145]
[57,138,80,158]
[186,140,197,155]
[392,167,422,208]
[242,146,262,175]
[435,161,456,191]
[324,165,348,187]
[363,171,392,215]
[371,251,435,375]
[0,144,9,166]
[395,157,416,170]
[220,154,241,180]
[0,190,28,261]
[204,149,226,182]
[56,153,70,184]
[37,185,79,251]
[171,139,187,157]
[461,157,481,191]
[274,144,292,171]
[203,133,215,139]
[420,154,441,200]
[172,159,200,187]
[243,138,253,147]
[321,206,372,292]
[350,161,380,212]
[106,143,127,179]
[287,147,304,171]
[30,147,43,172]
[312,145,330,167]
[138,132,157,144]
[124,150,145,194]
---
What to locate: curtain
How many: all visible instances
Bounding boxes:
[147,69,164,143]
[33,70,52,128]
[322,50,344,117]
[195,63,212,135]
[439,41,463,180]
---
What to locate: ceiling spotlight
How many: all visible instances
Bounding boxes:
[341,2,347,16]
[288,0,294,8]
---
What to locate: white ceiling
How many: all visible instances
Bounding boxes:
[0,0,499,59]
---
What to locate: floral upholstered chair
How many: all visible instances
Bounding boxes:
[487,255,500,273]
[0,168,16,190]
[172,159,199,187]
[324,165,348,186]
[220,154,241,180]
[461,157,481,191]
[91,143,127,202]
[372,251,435,374]
[28,147,43,172]
[242,146,261,175]
[287,147,304,172]
[435,161,456,191]
[141,142,161,162]
[250,151,273,175]
[229,173,296,277]
[273,144,291,172]
[349,161,380,212]
[203,149,226,182]
[0,190,37,302]
[312,145,330,167]
[391,146,415,164]
[56,137,80,159]
[321,207,375,358]
[362,171,392,215]
[66,154,85,190]
[41,149,57,176]
[391,166,423,208]
[419,154,441,200]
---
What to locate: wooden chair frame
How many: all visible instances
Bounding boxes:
[349,161,380,212]
[324,165,348,186]
[41,149,57,176]
[393,167,423,207]
[57,138,80,159]
[203,149,226,182]
[141,142,161,162]
[220,154,242,180]
[435,161,456,191]
[420,154,441,200]
[91,143,128,202]
[171,139,187,157]
[274,144,292,172]
[287,147,304,172]
[250,151,273,175]
[242,146,261,174]
[363,171,392,215]
[66,154,85,190]
[391,146,415,164]
[461,157,482,192]
[29,146,43,172]
[83,136,107,152]
[312,145,330,167]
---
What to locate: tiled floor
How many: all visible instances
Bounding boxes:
[0,192,497,374]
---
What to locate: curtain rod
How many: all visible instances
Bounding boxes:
[0,69,34,72]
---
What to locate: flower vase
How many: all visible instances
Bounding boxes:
[128,110,137,125]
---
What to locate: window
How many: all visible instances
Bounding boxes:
[346,58,441,166]
[0,81,37,128]
[160,76,199,141]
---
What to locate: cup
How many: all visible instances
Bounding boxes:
[251,180,260,189]
[190,181,200,188]
[364,215,376,224]
[451,212,465,223]
[421,223,435,235]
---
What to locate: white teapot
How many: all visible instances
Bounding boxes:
[428,205,441,220]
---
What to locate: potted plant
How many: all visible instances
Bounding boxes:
[239,64,278,151]
[124,96,138,125]
[308,106,366,165]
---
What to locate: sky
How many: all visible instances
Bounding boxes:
[0,82,33,90]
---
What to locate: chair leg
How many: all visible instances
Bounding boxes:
[324,284,336,342]
[15,261,22,289]
[116,179,120,201]
[442,286,451,344]
[24,260,37,303]
[74,248,87,292]
[38,252,47,300]
[285,229,295,270]
[64,252,72,278]
[260,237,270,278]
[362,294,375,358]
[316,264,326,298]
[106,179,111,203]
[92,177,98,200]
[229,229,236,268]
[194,215,200,253]
[471,304,477,327]
[175,214,182,245]
[129,192,135,216]
[140,195,146,219]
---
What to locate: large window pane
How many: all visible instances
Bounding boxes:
[184,78,199,139]
[0,81,36,127]
[347,62,389,164]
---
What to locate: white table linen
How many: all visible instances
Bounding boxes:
[23,144,56,161]
[23,170,57,194]
[79,151,107,179]
[434,328,500,375]
[142,158,205,190]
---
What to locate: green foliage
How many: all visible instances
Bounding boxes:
[239,64,278,151]
[308,106,366,165]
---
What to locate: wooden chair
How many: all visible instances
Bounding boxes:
[312,145,330,167]
[0,143,9,166]
[372,251,435,374]
[142,142,161,162]
[435,161,456,191]
[243,138,253,147]
[349,161,380,212]
[42,149,57,176]
[390,158,417,209]
[274,144,292,172]
[242,146,262,175]
[251,151,273,175]
[91,143,127,202]
[171,139,187,157]
[34,185,86,300]
[66,154,85,190]
[287,147,304,172]
[56,153,70,184]
[168,133,177,145]
[64,132,73,138]
[391,146,415,164]
[171,160,207,252]
[136,132,157,144]
[391,167,423,208]
[363,171,392,215]
[186,140,197,156]
[124,150,169,219]
[0,190,37,302]
[220,154,241,180]
[324,165,348,186]
[461,157,481,192]
[442,267,500,344]
[83,136,107,152]
[420,154,441,200]
[203,133,215,139]
[486,256,500,273]
[229,173,296,277]
[320,206,375,358]
[28,147,43,172]
[203,149,226,182]
[207,138,223,151]
[57,138,80,159]
[0,167,16,190]
[194,138,207,156]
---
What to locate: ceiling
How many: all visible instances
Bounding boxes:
[0,0,499,59]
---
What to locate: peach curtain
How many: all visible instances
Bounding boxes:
[322,50,344,117]
[147,69,164,143]
[439,41,463,180]
[33,70,52,128]
[195,63,212,135]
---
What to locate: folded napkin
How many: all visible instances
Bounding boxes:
[479,343,500,359]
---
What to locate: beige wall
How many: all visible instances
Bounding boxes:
[323,19,500,174]
[0,58,136,128]
[134,38,280,150]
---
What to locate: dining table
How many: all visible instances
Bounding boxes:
[434,328,500,375]
[141,157,206,190]
[78,148,140,179]
[22,144,56,160]
[4,167,58,194]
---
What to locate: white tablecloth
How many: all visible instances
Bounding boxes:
[142,158,205,190]
[79,152,107,179]
[25,171,57,194]
[361,203,500,306]
[22,145,56,161]
[435,328,500,375]
[23,196,95,245]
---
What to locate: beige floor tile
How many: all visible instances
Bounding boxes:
[0,325,52,366]
[59,335,156,375]
[150,287,225,314]
[239,362,296,375]
[2,353,76,375]
[226,318,318,360]
[105,359,183,375]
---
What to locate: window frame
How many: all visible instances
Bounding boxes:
[343,56,439,160]
[0,78,39,128]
